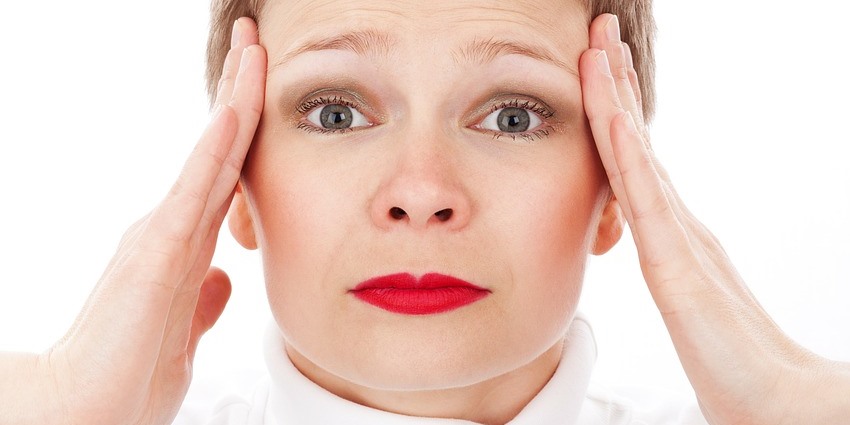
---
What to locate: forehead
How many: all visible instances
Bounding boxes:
[259,0,590,71]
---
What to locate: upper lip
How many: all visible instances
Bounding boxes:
[351,272,489,292]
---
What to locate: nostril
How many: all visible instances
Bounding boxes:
[434,208,453,222]
[389,207,407,220]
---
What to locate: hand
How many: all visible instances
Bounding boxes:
[1,18,266,425]
[580,13,850,425]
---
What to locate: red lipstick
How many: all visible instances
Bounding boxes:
[350,273,490,315]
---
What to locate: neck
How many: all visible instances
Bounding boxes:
[285,339,565,425]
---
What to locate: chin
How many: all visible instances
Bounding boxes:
[274,283,577,393]
[346,348,521,392]
[331,318,554,392]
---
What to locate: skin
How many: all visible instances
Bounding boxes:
[1,2,849,425]
[227,0,620,423]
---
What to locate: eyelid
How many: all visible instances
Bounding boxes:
[295,90,377,134]
[481,97,555,119]
[470,95,557,139]
[296,89,364,113]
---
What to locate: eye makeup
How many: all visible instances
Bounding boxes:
[467,93,563,142]
[275,72,577,142]
[280,83,385,135]
[296,94,367,134]
[486,98,555,120]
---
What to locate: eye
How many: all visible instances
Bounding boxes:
[305,103,369,130]
[479,106,543,133]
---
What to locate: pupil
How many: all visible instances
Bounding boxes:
[320,104,354,129]
[497,107,530,132]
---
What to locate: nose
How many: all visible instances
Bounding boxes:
[370,144,472,231]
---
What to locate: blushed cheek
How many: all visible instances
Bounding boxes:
[508,150,608,318]
[242,141,340,311]
[526,184,600,282]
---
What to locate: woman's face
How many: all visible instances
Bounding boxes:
[231,0,622,391]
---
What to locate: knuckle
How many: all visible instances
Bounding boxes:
[585,99,623,125]
[645,253,704,292]
[149,195,201,246]
[215,75,233,93]
[118,215,149,246]
[627,68,641,90]
[632,189,671,223]
[132,236,191,281]
[612,63,630,82]
[222,48,239,73]
[247,99,264,118]
[217,72,234,87]
[215,77,234,103]
[200,143,228,170]
[601,160,624,187]
[627,70,643,100]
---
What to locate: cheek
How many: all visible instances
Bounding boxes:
[488,137,607,333]
[241,133,364,330]
[529,155,605,272]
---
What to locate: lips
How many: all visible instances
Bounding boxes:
[350,273,490,315]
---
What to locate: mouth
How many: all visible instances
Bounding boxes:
[349,273,491,315]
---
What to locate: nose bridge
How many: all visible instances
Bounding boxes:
[370,123,472,231]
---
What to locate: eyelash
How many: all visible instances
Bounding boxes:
[295,95,556,139]
[296,95,363,134]
[478,99,555,142]
[488,99,555,119]
[490,127,553,142]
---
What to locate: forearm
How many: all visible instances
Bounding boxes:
[0,351,64,425]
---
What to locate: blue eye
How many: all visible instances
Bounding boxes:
[479,106,542,133]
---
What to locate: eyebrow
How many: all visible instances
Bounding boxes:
[272,29,395,70]
[454,37,576,76]
[271,29,576,76]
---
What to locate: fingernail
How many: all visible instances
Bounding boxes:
[595,50,611,76]
[231,19,241,48]
[215,77,225,97]
[605,15,621,42]
[623,43,634,68]
[623,111,638,134]
[238,46,254,74]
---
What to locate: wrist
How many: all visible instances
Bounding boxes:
[0,351,67,425]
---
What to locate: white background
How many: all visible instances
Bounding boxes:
[0,1,848,399]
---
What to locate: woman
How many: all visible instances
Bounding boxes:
[1,1,848,424]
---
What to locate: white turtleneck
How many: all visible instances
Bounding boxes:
[175,317,707,424]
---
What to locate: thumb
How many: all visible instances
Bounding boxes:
[187,266,232,362]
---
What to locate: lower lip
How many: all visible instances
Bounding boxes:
[352,275,489,315]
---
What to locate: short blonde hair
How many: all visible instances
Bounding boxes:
[205,0,656,120]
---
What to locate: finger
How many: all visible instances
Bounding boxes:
[199,43,267,235]
[160,195,231,365]
[589,14,644,130]
[580,47,634,223]
[151,42,265,262]
[215,18,260,107]
[610,112,697,295]
[108,32,263,323]
[144,104,238,264]
[186,267,232,363]
[623,43,644,117]
[581,49,723,302]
